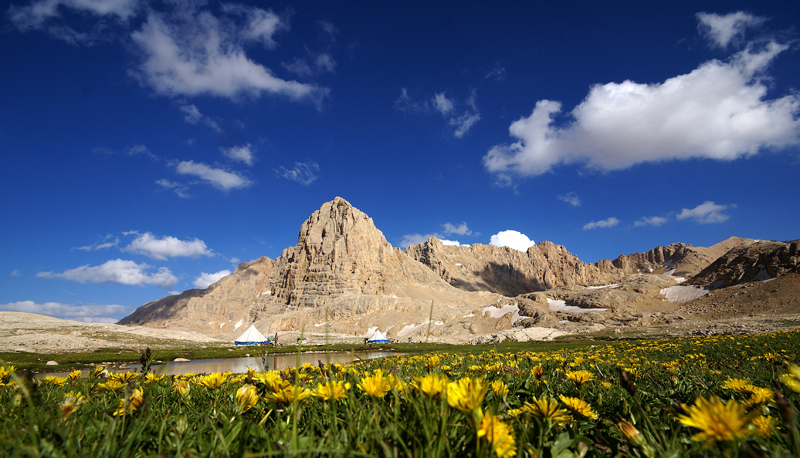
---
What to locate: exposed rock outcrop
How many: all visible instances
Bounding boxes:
[118,257,275,333]
[595,237,751,277]
[405,237,620,296]
[688,239,800,288]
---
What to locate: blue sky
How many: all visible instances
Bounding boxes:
[1,1,799,323]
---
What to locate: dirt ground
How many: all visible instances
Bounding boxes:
[2,274,799,354]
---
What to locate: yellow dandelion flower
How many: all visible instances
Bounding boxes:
[236,384,259,412]
[721,378,753,394]
[60,394,83,419]
[530,365,544,379]
[113,388,144,416]
[42,376,67,386]
[744,387,774,408]
[425,355,441,370]
[313,381,349,401]
[358,372,393,398]
[145,373,164,384]
[197,372,228,390]
[601,381,612,389]
[265,385,312,405]
[91,366,106,378]
[750,415,775,437]
[173,380,190,396]
[566,370,594,386]
[229,374,246,384]
[97,380,125,392]
[412,374,448,399]
[677,396,759,445]
[67,370,82,382]
[491,380,509,397]
[780,370,800,394]
[477,410,517,458]
[446,378,488,413]
[108,372,139,384]
[520,397,572,424]
[558,395,598,420]
[617,420,643,446]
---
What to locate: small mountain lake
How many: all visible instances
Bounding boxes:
[40,351,398,378]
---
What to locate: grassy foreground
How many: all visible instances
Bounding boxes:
[2,330,800,457]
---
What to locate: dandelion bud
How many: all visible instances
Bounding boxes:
[618,420,643,446]
[774,388,793,426]
[619,367,636,396]
[236,384,259,412]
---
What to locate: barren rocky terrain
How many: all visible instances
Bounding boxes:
[3,198,798,353]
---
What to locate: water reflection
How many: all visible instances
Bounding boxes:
[137,352,396,376]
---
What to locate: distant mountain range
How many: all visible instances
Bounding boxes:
[118,197,799,343]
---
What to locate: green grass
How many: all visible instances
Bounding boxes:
[2,330,800,456]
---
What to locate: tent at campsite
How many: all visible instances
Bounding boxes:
[235,325,269,346]
[367,329,390,343]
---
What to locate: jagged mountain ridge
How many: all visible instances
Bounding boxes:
[117,197,762,338]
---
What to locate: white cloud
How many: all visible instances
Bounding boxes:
[677,201,732,224]
[75,234,119,251]
[489,230,536,252]
[485,63,507,81]
[37,259,177,288]
[156,178,191,198]
[11,270,21,277]
[583,217,620,230]
[222,144,255,166]
[634,216,668,227]
[441,222,472,236]
[221,4,286,48]
[176,161,251,191]
[0,300,129,323]
[697,11,766,48]
[283,52,337,78]
[433,93,454,115]
[8,0,137,44]
[440,239,462,246]
[275,160,319,185]
[179,104,221,132]
[396,88,481,138]
[557,192,581,207]
[193,270,231,289]
[124,232,213,260]
[484,36,800,182]
[130,8,327,102]
[399,233,429,249]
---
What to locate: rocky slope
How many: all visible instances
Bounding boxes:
[117,197,796,344]
[594,236,751,277]
[405,237,621,296]
[688,239,800,288]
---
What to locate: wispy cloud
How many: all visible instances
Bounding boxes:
[8,0,137,44]
[123,232,213,261]
[556,192,581,207]
[0,300,130,323]
[37,259,177,289]
[484,16,799,183]
[583,217,620,230]
[275,160,320,185]
[634,216,668,227]
[193,270,231,289]
[180,104,221,132]
[176,161,252,191]
[221,144,256,166]
[75,234,119,251]
[677,201,732,224]
[156,179,191,198]
[697,11,766,49]
[399,222,474,249]
[396,88,481,138]
[129,6,328,103]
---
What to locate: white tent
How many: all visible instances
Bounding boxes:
[367,330,390,343]
[235,325,267,345]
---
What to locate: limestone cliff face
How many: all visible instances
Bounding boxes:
[265,197,452,308]
[689,239,800,288]
[405,237,620,297]
[598,237,751,277]
[117,257,274,333]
